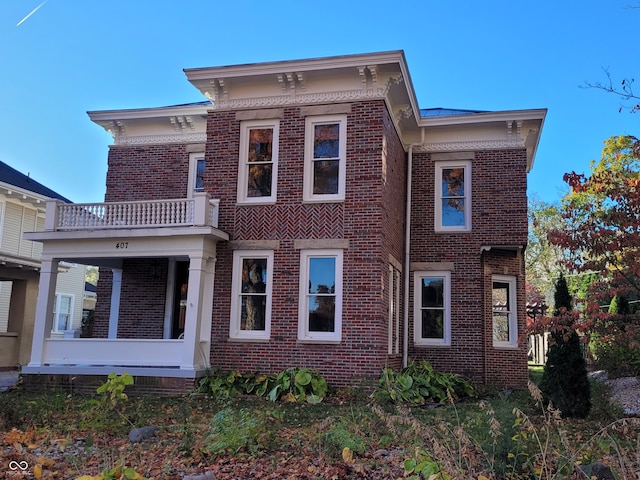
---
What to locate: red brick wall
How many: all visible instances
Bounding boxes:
[482,248,528,387]
[379,105,407,371]
[408,149,529,387]
[22,374,194,396]
[105,144,191,202]
[93,259,167,339]
[205,101,405,386]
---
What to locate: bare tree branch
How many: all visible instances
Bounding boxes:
[582,68,640,113]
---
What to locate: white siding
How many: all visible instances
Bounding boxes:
[56,265,87,331]
[0,282,11,333]
[0,200,43,260]
[2,202,22,255]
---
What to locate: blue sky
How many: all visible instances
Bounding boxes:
[1,0,637,204]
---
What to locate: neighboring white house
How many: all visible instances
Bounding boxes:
[0,159,88,368]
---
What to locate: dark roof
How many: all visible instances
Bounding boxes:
[420,107,489,118]
[0,159,72,203]
[85,282,97,293]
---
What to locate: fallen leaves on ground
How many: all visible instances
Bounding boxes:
[1,426,407,479]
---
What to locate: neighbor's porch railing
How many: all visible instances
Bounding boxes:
[45,193,219,231]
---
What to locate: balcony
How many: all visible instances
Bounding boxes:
[44,193,220,232]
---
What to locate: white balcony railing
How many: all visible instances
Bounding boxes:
[46,193,219,231]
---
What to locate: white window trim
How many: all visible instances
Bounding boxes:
[187,152,205,198]
[492,274,518,348]
[413,270,451,346]
[229,250,274,340]
[303,115,347,202]
[434,160,472,232]
[52,293,74,333]
[388,265,401,355]
[298,249,343,343]
[237,120,280,204]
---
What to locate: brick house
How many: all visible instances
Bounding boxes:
[23,51,545,391]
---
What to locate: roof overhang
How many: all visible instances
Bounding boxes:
[415,108,547,172]
[87,103,210,146]
[87,50,546,172]
[184,50,422,142]
[0,182,51,212]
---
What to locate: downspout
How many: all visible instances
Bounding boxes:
[403,129,425,368]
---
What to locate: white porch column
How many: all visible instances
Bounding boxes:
[181,254,215,370]
[27,257,59,367]
[199,256,216,361]
[108,268,122,339]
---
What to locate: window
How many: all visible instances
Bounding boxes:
[492,275,518,348]
[435,160,471,231]
[304,115,347,202]
[187,153,206,197]
[413,271,451,346]
[238,120,279,203]
[230,250,274,340]
[298,249,343,343]
[53,293,73,332]
[388,265,401,354]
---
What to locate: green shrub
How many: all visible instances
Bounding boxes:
[373,361,474,404]
[540,274,591,418]
[321,424,367,458]
[590,313,640,377]
[198,367,328,403]
[267,367,328,403]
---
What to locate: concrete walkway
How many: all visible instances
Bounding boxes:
[0,370,19,392]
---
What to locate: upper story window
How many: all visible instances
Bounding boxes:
[298,249,343,343]
[304,115,347,202]
[435,160,472,232]
[492,275,518,348]
[238,120,279,204]
[187,153,206,197]
[413,271,451,346]
[229,250,274,340]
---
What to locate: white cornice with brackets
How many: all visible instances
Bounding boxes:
[88,104,209,146]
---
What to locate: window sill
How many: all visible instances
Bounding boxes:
[492,344,520,350]
[434,228,472,234]
[413,342,451,348]
[0,332,18,338]
[297,339,341,345]
[302,198,344,205]
[227,337,270,343]
[236,200,276,207]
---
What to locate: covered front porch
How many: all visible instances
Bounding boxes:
[22,193,228,379]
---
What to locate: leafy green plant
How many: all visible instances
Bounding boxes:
[96,372,134,408]
[198,367,328,403]
[204,407,263,457]
[75,461,146,479]
[404,447,449,480]
[373,361,474,404]
[199,369,249,398]
[267,367,328,403]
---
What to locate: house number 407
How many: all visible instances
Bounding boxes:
[115,242,129,249]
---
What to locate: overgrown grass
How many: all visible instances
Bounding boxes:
[1,367,638,479]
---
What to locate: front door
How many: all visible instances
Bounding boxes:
[172,261,189,339]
